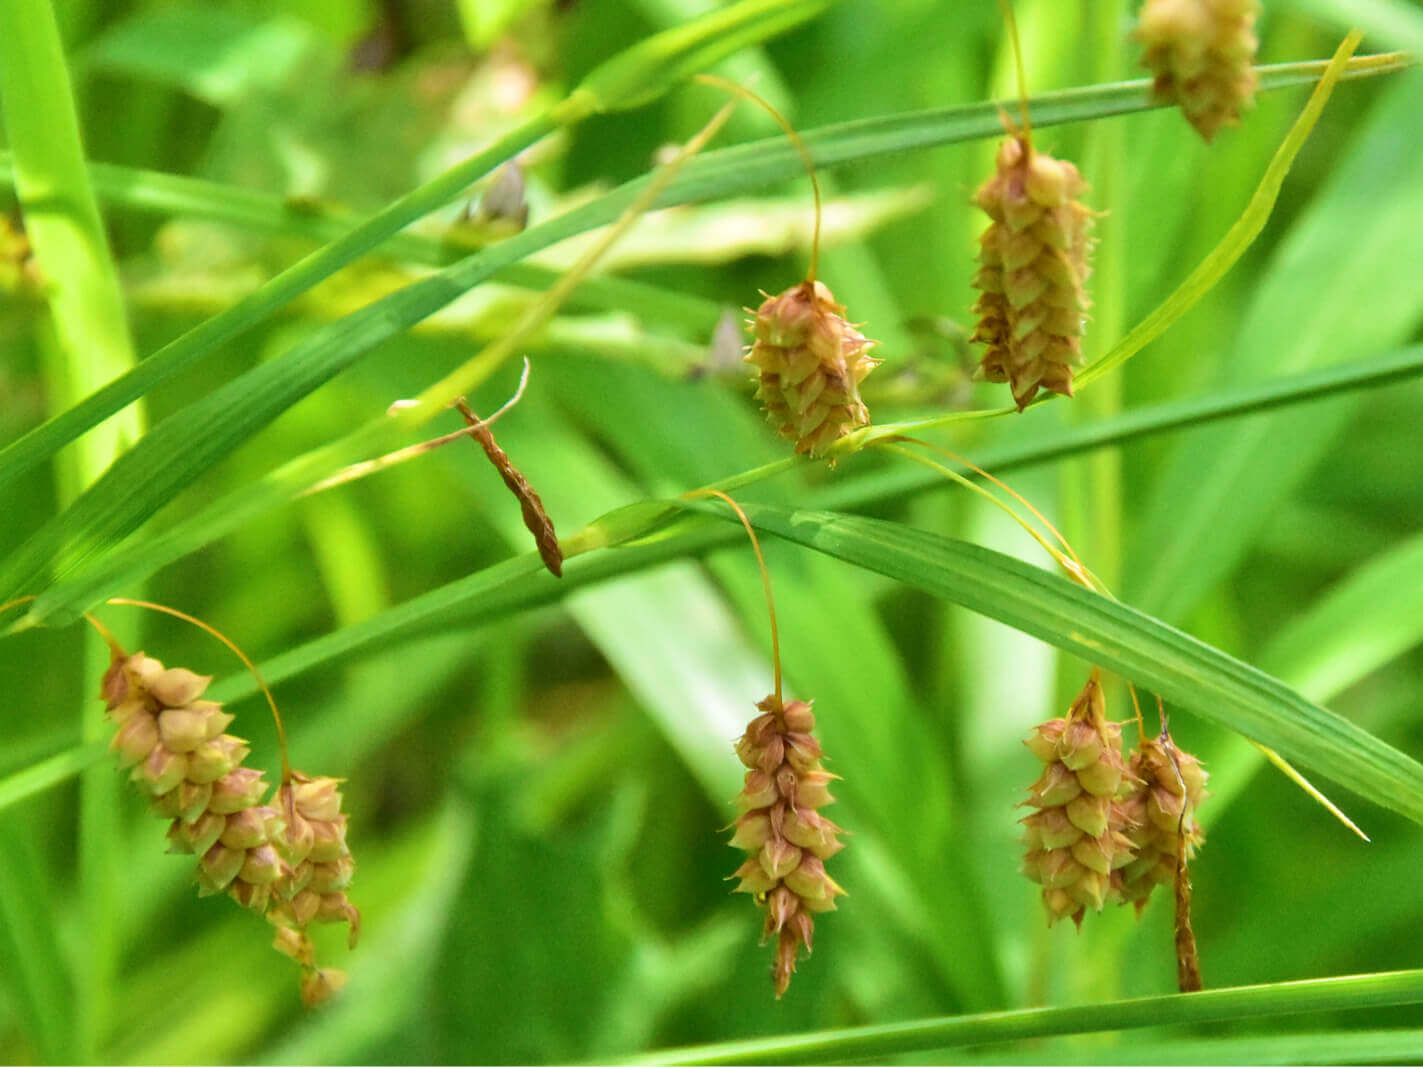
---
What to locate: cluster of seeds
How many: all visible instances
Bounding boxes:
[100,646,359,1006]
[1021,675,1136,924]
[729,694,845,996]
[745,280,880,460]
[971,135,1095,411]
[1138,0,1260,141]
[1118,733,1208,911]
[103,652,284,914]
[1020,674,1208,929]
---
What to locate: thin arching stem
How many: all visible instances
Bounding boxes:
[104,597,291,779]
[683,488,784,704]
[695,73,823,283]
[998,0,1033,144]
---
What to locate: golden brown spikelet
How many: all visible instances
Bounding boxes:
[729,694,845,997]
[268,772,362,1002]
[1137,0,1260,141]
[971,135,1094,411]
[1020,674,1138,926]
[745,280,880,460]
[101,650,284,913]
[101,642,360,1006]
[1116,732,1208,912]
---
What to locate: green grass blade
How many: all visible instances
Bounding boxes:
[0,0,835,501]
[0,819,75,1063]
[0,113,552,504]
[0,149,723,332]
[1127,69,1423,623]
[0,742,106,815]
[623,970,1423,1064]
[1073,32,1359,392]
[23,341,1423,633]
[955,1027,1423,1065]
[721,504,1423,825]
[0,0,143,1055]
[5,51,1410,607]
[1205,531,1423,817]
[567,0,833,115]
[1263,531,1423,701]
[1286,0,1423,52]
[0,51,1406,504]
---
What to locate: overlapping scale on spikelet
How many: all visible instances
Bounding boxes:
[1137,0,1260,141]
[745,280,880,459]
[101,651,283,913]
[1020,676,1137,926]
[1117,734,1207,912]
[269,772,361,1006]
[971,136,1094,411]
[729,694,845,997]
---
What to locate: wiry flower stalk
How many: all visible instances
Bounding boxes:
[707,74,882,461]
[1020,673,1137,926]
[972,134,1095,411]
[730,694,845,997]
[1138,0,1260,142]
[1117,731,1208,912]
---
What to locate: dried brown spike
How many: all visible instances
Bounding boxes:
[971,135,1094,411]
[1137,0,1260,142]
[1116,732,1208,915]
[1174,828,1203,991]
[456,399,563,577]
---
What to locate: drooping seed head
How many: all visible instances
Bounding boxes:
[1020,675,1137,927]
[729,694,845,997]
[1117,733,1208,913]
[1137,0,1260,142]
[972,136,1094,411]
[745,281,881,460]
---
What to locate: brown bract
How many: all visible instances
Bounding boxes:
[1117,733,1208,912]
[745,280,880,460]
[729,694,845,996]
[971,135,1094,411]
[1137,0,1260,141]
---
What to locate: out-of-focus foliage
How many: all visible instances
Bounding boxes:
[1,0,1421,1063]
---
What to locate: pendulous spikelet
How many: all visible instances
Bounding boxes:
[102,651,285,913]
[1020,674,1137,926]
[1137,0,1260,141]
[1116,732,1207,912]
[269,772,362,1005]
[729,694,845,997]
[971,135,1094,411]
[101,635,360,1006]
[745,280,881,460]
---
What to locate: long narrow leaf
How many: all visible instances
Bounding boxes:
[3,52,1409,604]
[724,504,1423,826]
[624,969,1423,1064]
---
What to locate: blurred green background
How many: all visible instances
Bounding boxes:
[2,0,1422,1062]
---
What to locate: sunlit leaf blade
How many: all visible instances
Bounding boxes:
[0,0,838,506]
[721,504,1423,826]
[624,969,1423,1064]
[1127,69,1423,623]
